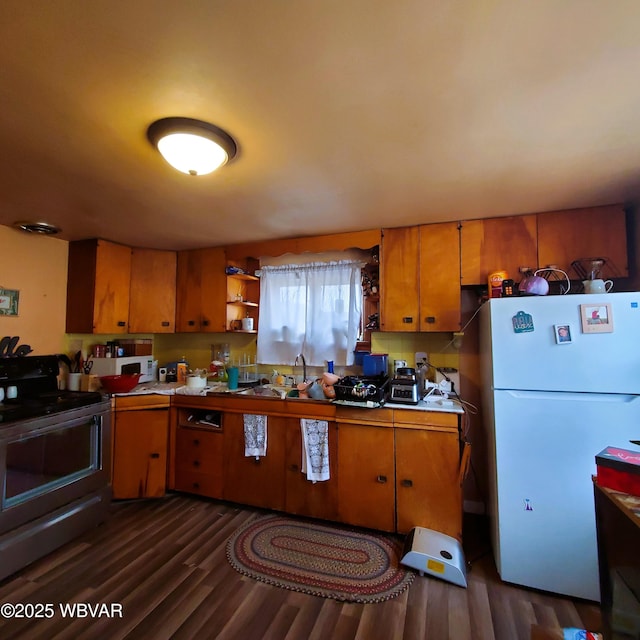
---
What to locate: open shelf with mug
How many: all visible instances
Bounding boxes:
[226,258,260,333]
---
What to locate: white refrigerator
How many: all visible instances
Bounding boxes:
[479,292,640,601]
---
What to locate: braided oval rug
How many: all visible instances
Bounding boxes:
[226,513,414,603]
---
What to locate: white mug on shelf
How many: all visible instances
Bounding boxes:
[6,385,17,400]
[242,317,254,331]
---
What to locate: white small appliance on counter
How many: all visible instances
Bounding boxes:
[435,368,460,395]
[90,356,155,383]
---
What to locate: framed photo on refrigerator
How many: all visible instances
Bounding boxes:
[554,324,572,344]
[580,303,614,334]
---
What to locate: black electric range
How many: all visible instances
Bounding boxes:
[0,355,104,425]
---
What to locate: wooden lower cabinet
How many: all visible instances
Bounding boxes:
[222,412,286,511]
[169,398,464,537]
[394,420,463,539]
[337,422,395,532]
[112,402,169,499]
[285,418,339,520]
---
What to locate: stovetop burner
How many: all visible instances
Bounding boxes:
[0,356,105,425]
[0,391,105,424]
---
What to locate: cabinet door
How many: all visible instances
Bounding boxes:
[129,248,177,333]
[337,423,395,532]
[174,427,224,498]
[419,222,461,331]
[537,204,628,277]
[176,249,204,332]
[93,240,132,333]
[380,227,420,331]
[460,215,537,286]
[395,428,461,538]
[199,247,227,332]
[285,418,339,521]
[112,409,168,499]
[176,248,227,332]
[66,239,132,333]
[222,412,285,510]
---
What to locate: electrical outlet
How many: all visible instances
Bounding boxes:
[414,351,428,366]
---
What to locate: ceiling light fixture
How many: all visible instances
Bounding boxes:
[13,221,61,235]
[146,117,237,176]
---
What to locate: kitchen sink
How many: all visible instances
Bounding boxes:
[237,385,331,401]
[237,386,285,398]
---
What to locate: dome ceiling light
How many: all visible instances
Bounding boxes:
[146,117,238,176]
[13,221,61,235]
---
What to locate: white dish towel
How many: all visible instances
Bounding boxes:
[243,414,267,459]
[300,419,330,482]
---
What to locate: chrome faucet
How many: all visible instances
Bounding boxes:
[295,353,307,383]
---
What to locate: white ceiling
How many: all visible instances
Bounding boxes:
[2,1,640,251]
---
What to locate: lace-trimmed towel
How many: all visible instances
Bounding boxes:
[300,419,330,482]
[244,414,268,459]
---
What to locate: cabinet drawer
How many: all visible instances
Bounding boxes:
[174,469,222,498]
[175,428,223,471]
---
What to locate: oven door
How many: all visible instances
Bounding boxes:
[0,402,111,535]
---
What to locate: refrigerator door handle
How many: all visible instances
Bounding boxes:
[499,389,639,404]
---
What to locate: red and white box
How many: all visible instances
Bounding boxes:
[596,446,640,497]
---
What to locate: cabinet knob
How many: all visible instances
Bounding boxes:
[150,453,160,459]
[188,320,195,326]
[193,439,200,446]
[202,320,210,327]
[401,479,413,488]
[290,464,299,472]
[193,460,200,468]
[117,321,126,327]
[402,317,413,324]
[161,321,170,327]
[376,475,387,483]
[193,482,200,489]
[425,316,436,324]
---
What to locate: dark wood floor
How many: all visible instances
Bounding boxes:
[0,494,601,640]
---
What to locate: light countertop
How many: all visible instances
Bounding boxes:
[115,381,464,413]
[384,398,464,414]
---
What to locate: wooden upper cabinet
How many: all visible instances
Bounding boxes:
[176,247,227,332]
[537,204,628,277]
[381,224,461,332]
[128,248,176,333]
[419,222,461,331]
[66,239,132,334]
[380,227,420,331]
[460,215,538,286]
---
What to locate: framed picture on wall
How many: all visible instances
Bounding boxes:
[580,303,613,334]
[0,289,19,316]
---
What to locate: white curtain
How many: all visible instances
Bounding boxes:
[257,260,364,366]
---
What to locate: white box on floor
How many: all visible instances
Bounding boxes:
[400,527,467,588]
